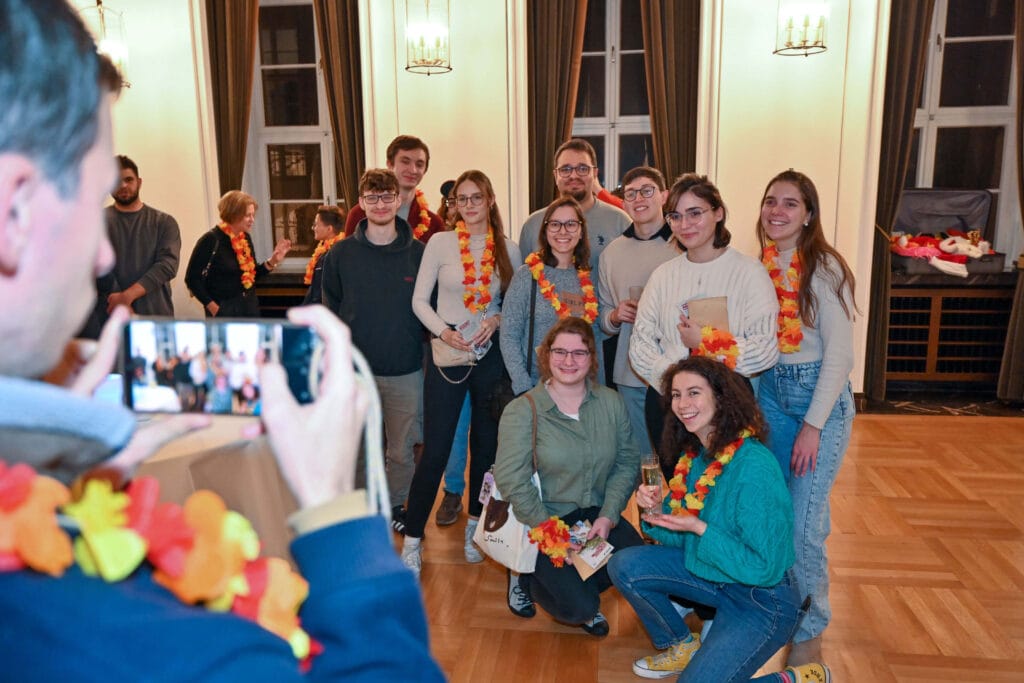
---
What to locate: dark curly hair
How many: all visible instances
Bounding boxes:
[658,356,766,471]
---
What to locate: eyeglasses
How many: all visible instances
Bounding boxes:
[455,194,485,207]
[361,193,398,205]
[555,164,594,178]
[665,207,713,224]
[545,219,582,234]
[623,185,658,202]
[550,348,591,361]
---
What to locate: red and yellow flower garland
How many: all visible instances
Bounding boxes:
[524,252,598,324]
[412,189,431,241]
[667,429,751,516]
[690,326,739,370]
[0,462,317,665]
[303,233,344,285]
[456,221,495,314]
[528,516,571,567]
[762,241,803,353]
[220,223,256,289]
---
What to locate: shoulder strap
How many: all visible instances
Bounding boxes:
[527,276,537,375]
[524,393,538,474]
[201,227,221,279]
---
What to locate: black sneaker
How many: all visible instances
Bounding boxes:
[435,490,463,526]
[507,570,536,618]
[391,506,408,535]
[581,611,609,637]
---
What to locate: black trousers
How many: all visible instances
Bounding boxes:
[403,342,504,538]
[522,507,643,624]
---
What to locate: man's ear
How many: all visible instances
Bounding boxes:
[0,154,39,275]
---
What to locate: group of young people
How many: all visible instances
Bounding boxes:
[286,134,855,682]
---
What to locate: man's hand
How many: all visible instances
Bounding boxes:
[43,306,129,396]
[106,283,145,314]
[611,300,637,326]
[255,305,369,509]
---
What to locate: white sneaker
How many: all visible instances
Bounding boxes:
[464,520,483,563]
[401,537,422,579]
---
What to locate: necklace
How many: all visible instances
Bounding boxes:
[303,233,344,285]
[667,429,750,516]
[412,189,431,241]
[762,241,803,353]
[456,221,495,313]
[219,223,256,289]
[524,252,598,323]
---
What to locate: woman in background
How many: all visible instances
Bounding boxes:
[185,190,291,317]
[755,169,857,668]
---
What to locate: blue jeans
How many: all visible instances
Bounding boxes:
[442,394,471,495]
[608,545,802,682]
[758,361,854,643]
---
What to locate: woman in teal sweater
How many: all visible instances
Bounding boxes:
[608,356,829,682]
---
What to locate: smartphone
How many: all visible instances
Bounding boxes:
[121,317,323,415]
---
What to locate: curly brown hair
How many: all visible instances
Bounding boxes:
[536,316,599,383]
[658,356,766,471]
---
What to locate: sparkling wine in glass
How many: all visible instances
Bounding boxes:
[640,453,662,515]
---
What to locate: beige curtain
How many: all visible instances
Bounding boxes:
[863,0,936,401]
[205,0,259,195]
[526,0,588,212]
[313,0,365,212]
[640,0,700,181]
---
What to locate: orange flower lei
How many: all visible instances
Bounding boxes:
[524,252,598,323]
[667,429,751,516]
[412,189,431,241]
[220,223,256,289]
[762,241,803,353]
[456,221,495,314]
[303,233,344,285]
[528,516,571,567]
[690,326,739,370]
[0,462,318,665]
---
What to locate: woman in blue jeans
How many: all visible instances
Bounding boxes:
[756,170,857,667]
[608,357,829,682]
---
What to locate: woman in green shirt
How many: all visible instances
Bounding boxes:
[608,356,829,682]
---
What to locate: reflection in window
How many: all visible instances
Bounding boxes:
[268,145,322,200]
[259,6,316,65]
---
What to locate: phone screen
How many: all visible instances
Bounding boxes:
[122,318,322,415]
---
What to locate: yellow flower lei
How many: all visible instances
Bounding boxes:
[456,221,495,313]
[220,223,256,289]
[524,251,598,323]
[667,429,751,516]
[762,241,803,353]
[690,326,739,370]
[303,233,344,285]
[412,189,431,241]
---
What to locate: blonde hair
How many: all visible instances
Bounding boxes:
[218,190,257,224]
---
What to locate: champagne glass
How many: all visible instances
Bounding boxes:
[640,453,662,515]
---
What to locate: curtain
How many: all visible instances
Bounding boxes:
[313,0,365,213]
[526,0,589,212]
[997,0,1024,400]
[640,0,700,181]
[863,0,936,401]
[205,0,259,195]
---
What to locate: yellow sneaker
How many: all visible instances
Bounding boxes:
[631,635,701,679]
[785,663,832,683]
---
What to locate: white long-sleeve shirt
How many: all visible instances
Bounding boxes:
[629,248,779,391]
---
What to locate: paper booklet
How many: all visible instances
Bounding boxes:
[680,296,730,331]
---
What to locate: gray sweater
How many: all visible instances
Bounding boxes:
[105,205,181,316]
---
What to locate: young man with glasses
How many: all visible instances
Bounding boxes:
[518,138,630,271]
[343,135,445,243]
[597,167,681,455]
[323,169,426,520]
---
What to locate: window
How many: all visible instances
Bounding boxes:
[908,0,1019,264]
[249,0,336,264]
[572,0,652,191]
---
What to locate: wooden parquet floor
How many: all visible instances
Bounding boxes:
[411,415,1024,682]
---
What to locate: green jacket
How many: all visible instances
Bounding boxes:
[642,438,794,587]
[494,381,639,528]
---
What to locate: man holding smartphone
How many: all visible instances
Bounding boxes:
[0,2,443,679]
[322,168,426,524]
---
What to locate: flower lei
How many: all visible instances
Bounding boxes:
[528,516,571,567]
[690,326,739,370]
[524,252,598,324]
[762,241,803,353]
[667,429,751,516]
[456,221,495,313]
[412,189,431,241]
[220,222,256,289]
[0,462,319,667]
[303,233,344,285]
